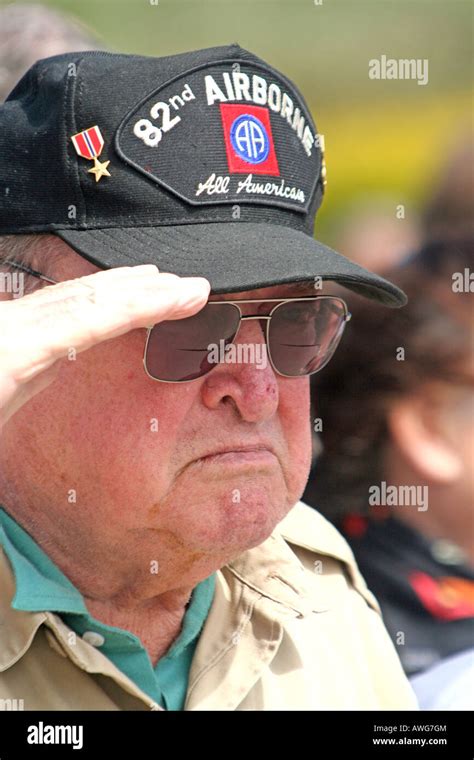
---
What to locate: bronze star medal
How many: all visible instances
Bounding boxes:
[71,125,111,183]
[88,156,111,182]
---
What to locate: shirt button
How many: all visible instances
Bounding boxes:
[82,631,105,647]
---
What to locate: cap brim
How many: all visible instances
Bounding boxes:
[56,222,406,307]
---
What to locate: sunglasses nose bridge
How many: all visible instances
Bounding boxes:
[234,313,270,343]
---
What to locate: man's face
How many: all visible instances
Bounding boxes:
[1,247,314,577]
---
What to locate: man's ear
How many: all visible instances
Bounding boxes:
[387,393,462,484]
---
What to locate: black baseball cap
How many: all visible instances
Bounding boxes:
[0,44,406,307]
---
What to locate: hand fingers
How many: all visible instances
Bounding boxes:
[0,265,210,387]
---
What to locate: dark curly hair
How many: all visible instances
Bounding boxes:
[304,239,473,520]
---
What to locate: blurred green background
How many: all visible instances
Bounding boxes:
[1,0,472,245]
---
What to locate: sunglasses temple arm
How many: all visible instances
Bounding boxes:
[4,259,58,285]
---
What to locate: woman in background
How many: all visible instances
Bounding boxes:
[304,240,474,708]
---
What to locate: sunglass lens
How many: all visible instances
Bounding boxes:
[145,302,240,382]
[268,298,346,377]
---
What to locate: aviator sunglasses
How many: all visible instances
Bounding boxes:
[6,260,351,383]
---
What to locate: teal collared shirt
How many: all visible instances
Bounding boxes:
[0,507,215,710]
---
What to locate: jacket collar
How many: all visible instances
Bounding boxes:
[0,547,47,672]
[227,527,330,616]
[185,502,343,709]
[226,500,377,616]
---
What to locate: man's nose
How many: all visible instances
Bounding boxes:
[200,318,279,422]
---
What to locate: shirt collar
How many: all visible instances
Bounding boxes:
[0,507,87,615]
[0,506,216,678]
[0,499,355,622]
[0,500,366,678]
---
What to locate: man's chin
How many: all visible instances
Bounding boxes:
[185,486,293,554]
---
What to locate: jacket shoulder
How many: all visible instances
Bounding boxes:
[277,501,380,612]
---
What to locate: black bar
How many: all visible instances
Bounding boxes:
[0,710,471,757]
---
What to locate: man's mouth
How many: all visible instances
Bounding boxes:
[193,444,278,469]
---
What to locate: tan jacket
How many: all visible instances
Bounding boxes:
[0,501,417,710]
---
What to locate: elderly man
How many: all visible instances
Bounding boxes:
[0,45,416,710]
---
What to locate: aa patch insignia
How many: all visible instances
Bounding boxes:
[220,104,280,176]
